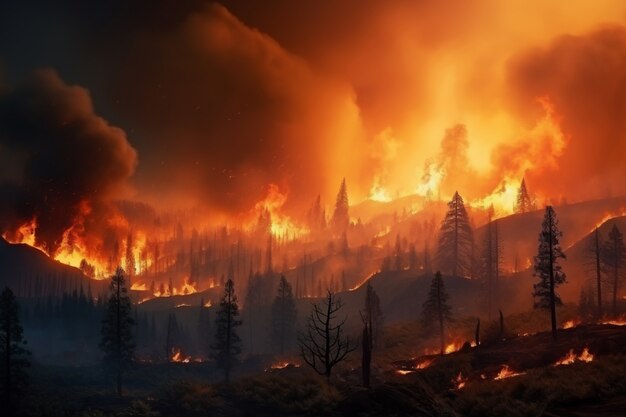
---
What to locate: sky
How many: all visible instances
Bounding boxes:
[1,0,626,233]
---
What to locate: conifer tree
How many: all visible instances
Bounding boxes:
[331,178,350,233]
[100,267,135,396]
[212,278,242,382]
[589,227,603,317]
[515,178,535,213]
[601,225,626,315]
[0,287,30,417]
[421,271,452,354]
[436,192,474,277]
[271,276,297,354]
[363,281,383,347]
[481,215,501,320]
[532,206,566,338]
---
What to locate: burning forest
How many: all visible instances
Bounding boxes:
[1,1,626,416]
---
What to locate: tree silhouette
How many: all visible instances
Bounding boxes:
[361,281,383,388]
[299,291,354,378]
[0,287,30,417]
[515,178,536,213]
[480,215,501,321]
[212,278,242,382]
[532,206,566,339]
[271,276,297,354]
[589,227,603,318]
[601,225,626,315]
[421,271,452,355]
[100,267,135,396]
[436,191,474,277]
[331,178,350,234]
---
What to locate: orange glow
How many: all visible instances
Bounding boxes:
[601,317,626,326]
[452,372,467,390]
[395,369,415,376]
[203,300,213,308]
[562,319,580,329]
[170,347,191,363]
[554,348,594,366]
[131,282,147,291]
[494,365,525,380]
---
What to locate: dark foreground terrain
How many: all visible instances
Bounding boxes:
[13,323,626,417]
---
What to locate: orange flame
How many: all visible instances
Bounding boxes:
[170,347,191,363]
[494,365,525,380]
[452,372,467,390]
[554,347,594,366]
[562,319,580,329]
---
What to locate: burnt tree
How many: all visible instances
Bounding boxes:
[271,275,297,354]
[532,206,566,339]
[601,225,626,315]
[299,291,354,378]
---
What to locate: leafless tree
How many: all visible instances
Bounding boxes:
[298,291,354,378]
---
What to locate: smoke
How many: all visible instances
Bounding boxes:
[506,25,626,200]
[98,4,365,214]
[0,69,137,253]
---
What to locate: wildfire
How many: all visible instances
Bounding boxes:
[554,348,594,366]
[131,282,147,291]
[562,319,580,329]
[601,315,626,326]
[415,358,434,369]
[249,184,309,238]
[170,348,191,363]
[469,177,520,217]
[153,279,198,297]
[494,365,525,380]
[452,372,467,390]
[395,369,415,376]
[175,303,191,308]
[416,162,444,199]
[265,361,300,372]
[369,177,393,202]
[203,300,213,308]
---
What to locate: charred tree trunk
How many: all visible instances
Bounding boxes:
[362,323,371,388]
[548,210,558,339]
[594,228,603,318]
[475,319,480,347]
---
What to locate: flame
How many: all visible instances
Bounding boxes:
[554,348,594,366]
[170,347,191,363]
[494,365,525,380]
[562,319,580,329]
[203,300,213,308]
[265,361,300,372]
[395,369,415,375]
[414,358,434,369]
[601,317,626,326]
[369,176,393,202]
[469,177,520,217]
[416,162,444,199]
[175,303,191,308]
[248,184,309,238]
[131,282,147,291]
[452,372,467,390]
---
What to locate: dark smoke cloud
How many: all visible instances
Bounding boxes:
[0,69,137,252]
[99,3,364,214]
[506,25,626,200]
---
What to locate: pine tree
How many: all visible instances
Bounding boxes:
[212,278,242,382]
[0,287,30,417]
[532,206,566,339]
[589,227,603,317]
[100,267,135,396]
[271,276,297,354]
[515,178,535,213]
[299,291,354,378]
[331,178,350,234]
[480,215,502,321]
[436,192,474,277]
[421,271,452,355]
[601,225,626,315]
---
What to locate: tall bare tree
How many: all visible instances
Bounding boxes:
[299,291,354,378]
